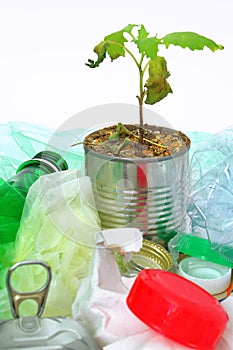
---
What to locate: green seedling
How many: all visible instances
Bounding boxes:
[86,24,223,142]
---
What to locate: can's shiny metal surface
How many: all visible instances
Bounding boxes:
[85,142,190,239]
[0,260,101,350]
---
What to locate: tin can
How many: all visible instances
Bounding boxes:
[84,133,190,241]
[0,260,101,350]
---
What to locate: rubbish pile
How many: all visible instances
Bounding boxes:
[0,122,233,349]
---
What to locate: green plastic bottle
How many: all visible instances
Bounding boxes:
[7,151,68,196]
[0,151,68,244]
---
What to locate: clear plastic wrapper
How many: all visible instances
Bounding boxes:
[187,126,233,261]
[205,155,233,261]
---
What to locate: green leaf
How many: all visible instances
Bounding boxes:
[145,56,173,105]
[138,24,149,39]
[104,30,128,60]
[85,41,108,68]
[85,29,129,68]
[163,32,224,52]
[136,37,161,59]
[123,24,138,35]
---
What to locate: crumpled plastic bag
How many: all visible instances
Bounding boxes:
[0,169,101,319]
[187,126,233,260]
[72,243,148,348]
[103,329,192,350]
[205,155,233,261]
[188,126,233,187]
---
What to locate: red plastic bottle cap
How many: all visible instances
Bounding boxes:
[126,269,229,350]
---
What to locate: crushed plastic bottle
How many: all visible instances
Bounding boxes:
[188,126,233,262]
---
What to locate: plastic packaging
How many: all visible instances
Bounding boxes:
[0,260,101,349]
[205,155,233,262]
[168,233,233,268]
[126,269,229,350]
[179,257,232,295]
[168,233,233,301]
[72,240,147,348]
[188,126,233,261]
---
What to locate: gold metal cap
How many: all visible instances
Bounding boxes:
[130,239,173,272]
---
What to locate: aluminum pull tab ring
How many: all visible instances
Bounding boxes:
[6,260,52,319]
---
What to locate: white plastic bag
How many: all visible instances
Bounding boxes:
[72,240,148,348]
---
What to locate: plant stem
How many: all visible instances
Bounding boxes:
[138,54,146,143]
[106,40,140,68]
[139,67,144,127]
[105,40,147,144]
[142,60,150,76]
[138,100,144,143]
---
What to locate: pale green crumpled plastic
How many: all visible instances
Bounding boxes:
[0,169,101,319]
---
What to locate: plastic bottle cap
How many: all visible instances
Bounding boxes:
[126,269,228,350]
[173,233,233,268]
[179,257,232,295]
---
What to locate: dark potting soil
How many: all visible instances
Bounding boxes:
[84,124,191,159]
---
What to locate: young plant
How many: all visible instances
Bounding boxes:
[86,24,223,141]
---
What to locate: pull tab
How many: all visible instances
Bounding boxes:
[6,260,52,319]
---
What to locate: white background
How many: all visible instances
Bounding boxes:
[0,0,232,133]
